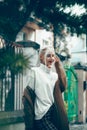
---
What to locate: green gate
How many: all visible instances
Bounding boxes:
[64,65,78,122]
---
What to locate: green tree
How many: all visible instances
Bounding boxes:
[0,0,87,42]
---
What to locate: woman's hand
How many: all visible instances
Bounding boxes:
[54,55,61,69]
[54,55,67,92]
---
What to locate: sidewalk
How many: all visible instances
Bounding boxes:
[70,124,87,130]
[0,122,87,130]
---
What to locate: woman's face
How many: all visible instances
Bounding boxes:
[40,50,55,68]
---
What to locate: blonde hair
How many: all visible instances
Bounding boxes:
[39,46,55,63]
[39,46,55,55]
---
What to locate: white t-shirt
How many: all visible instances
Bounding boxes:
[27,63,58,120]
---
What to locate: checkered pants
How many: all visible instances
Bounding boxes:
[35,105,58,130]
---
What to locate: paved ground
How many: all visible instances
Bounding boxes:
[70,124,87,130]
[0,123,87,130]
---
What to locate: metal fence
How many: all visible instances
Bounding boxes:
[0,73,23,111]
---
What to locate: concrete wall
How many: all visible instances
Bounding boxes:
[85,72,87,117]
[75,69,87,123]
[0,123,25,130]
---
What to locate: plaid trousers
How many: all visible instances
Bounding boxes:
[35,104,58,130]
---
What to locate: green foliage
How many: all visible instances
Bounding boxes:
[0,0,32,41]
[0,0,87,41]
[0,47,30,77]
[33,0,87,34]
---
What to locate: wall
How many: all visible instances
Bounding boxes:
[75,69,87,123]
[0,123,25,130]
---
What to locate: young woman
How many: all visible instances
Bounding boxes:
[23,46,69,130]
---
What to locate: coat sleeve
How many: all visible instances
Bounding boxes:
[55,59,67,92]
[53,81,70,130]
[22,86,36,130]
